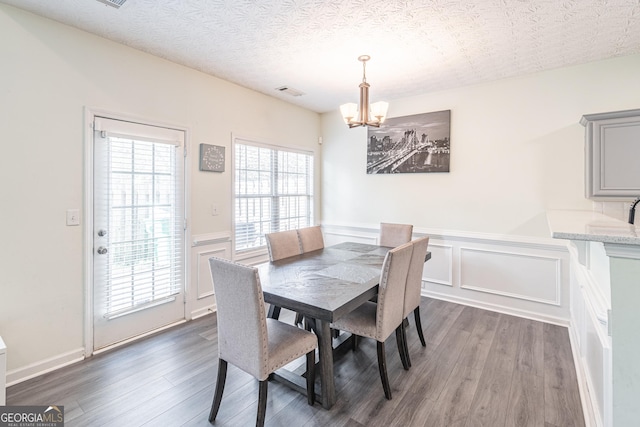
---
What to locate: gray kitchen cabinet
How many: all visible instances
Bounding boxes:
[581,109,640,198]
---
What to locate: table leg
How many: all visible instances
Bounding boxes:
[268,316,334,408]
[308,318,336,409]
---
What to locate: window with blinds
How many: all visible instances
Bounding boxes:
[94,117,185,319]
[234,139,314,252]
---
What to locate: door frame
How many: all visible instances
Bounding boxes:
[83,107,191,356]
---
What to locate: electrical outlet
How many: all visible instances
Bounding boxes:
[66,209,80,226]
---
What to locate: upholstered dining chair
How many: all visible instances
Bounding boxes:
[293,225,325,325]
[297,225,325,253]
[208,257,318,427]
[399,236,430,368]
[265,229,302,261]
[264,229,303,322]
[379,222,414,247]
[330,241,414,400]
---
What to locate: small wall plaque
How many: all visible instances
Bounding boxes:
[199,143,225,172]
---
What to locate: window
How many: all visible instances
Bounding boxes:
[234,138,314,252]
[104,137,182,314]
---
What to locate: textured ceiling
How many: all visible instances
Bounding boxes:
[2,0,640,113]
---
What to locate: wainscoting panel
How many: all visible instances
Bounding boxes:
[189,232,232,319]
[195,247,225,299]
[422,243,453,287]
[459,247,561,305]
[323,226,378,247]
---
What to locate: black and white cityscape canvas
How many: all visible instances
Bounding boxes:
[366,110,451,174]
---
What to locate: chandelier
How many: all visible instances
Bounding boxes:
[340,55,389,128]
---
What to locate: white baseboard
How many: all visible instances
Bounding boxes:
[6,348,85,387]
[423,289,569,327]
[191,305,216,320]
[8,320,196,386]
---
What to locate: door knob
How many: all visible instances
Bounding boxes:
[98,229,108,237]
[97,247,108,255]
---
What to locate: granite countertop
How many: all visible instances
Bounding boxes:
[547,210,640,245]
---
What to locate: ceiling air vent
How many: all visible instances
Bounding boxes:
[96,0,127,8]
[275,86,305,97]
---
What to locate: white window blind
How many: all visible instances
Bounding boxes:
[234,139,314,251]
[94,117,185,317]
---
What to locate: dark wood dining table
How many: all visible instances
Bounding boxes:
[258,241,431,409]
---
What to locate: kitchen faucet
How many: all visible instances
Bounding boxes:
[629,197,640,224]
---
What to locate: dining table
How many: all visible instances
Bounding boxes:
[258,241,431,409]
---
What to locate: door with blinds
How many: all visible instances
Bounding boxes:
[93,116,186,350]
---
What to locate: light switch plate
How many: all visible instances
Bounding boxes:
[66,209,80,226]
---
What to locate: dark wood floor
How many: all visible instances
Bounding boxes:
[7,298,585,427]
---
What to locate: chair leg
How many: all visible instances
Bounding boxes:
[307,317,318,332]
[414,307,426,347]
[306,350,316,405]
[376,341,392,400]
[402,320,411,368]
[256,380,268,427]
[267,304,281,320]
[395,326,410,370]
[352,334,359,351]
[209,359,228,422]
[294,312,304,326]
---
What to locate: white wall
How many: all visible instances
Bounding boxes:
[320,54,640,237]
[0,4,320,379]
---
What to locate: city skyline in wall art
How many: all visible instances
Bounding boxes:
[366,110,451,174]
